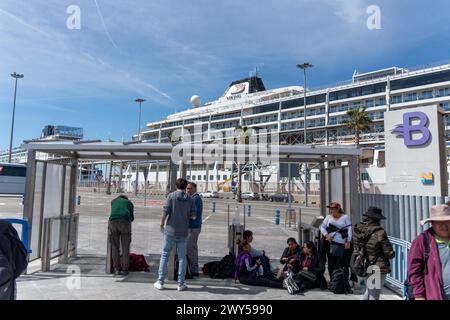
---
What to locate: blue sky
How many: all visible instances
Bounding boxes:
[1,0,450,150]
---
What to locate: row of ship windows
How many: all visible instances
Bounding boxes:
[391,88,450,104]
[158,71,450,130]
[148,107,450,140]
[328,111,385,125]
[159,91,446,130]
[328,124,385,137]
[148,113,395,140]
[186,174,323,182]
[187,175,230,181]
[329,98,386,113]
[152,125,391,143]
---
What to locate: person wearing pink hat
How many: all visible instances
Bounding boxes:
[407,204,450,300]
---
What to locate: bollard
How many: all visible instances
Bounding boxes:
[77,195,81,205]
[275,209,280,225]
[247,204,251,217]
[212,201,216,213]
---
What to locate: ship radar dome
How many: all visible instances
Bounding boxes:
[190,95,201,108]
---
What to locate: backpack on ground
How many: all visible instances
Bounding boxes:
[404,232,430,300]
[350,226,383,277]
[202,261,218,275]
[329,268,351,294]
[120,253,150,272]
[129,253,150,272]
[210,253,235,279]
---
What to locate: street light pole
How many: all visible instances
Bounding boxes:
[296,63,313,207]
[135,98,146,196]
[8,72,24,163]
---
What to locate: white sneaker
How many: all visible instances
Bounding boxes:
[177,283,188,291]
[153,281,164,290]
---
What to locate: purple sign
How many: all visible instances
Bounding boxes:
[391,111,431,147]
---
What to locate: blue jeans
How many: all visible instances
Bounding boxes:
[158,234,187,285]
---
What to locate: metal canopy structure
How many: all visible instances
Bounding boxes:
[21,140,361,162]
[21,140,361,271]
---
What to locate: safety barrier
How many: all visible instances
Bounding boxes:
[386,236,411,295]
[41,214,79,272]
[359,193,449,242]
[4,218,32,254]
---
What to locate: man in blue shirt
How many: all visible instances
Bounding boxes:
[186,182,203,277]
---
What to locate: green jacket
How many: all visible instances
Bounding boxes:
[353,222,395,274]
[109,196,134,223]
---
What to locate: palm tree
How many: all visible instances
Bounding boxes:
[343,107,372,147]
[343,107,372,192]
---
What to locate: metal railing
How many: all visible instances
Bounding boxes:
[41,214,79,272]
[386,236,411,295]
[358,193,450,297]
[359,193,450,243]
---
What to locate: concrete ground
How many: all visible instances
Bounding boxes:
[1,192,401,300]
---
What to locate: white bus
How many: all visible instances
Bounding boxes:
[0,163,26,195]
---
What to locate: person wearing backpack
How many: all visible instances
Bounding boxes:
[235,239,283,289]
[0,219,28,300]
[353,207,395,300]
[407,204,450,300]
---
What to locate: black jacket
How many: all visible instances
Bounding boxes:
[298,252,327,288]
[0,220,28,300]
[280,247,301,273]
[298,252,325,275]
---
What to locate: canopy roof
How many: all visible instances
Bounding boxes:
[22,141,361,163]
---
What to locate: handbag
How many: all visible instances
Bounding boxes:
[330,242,345,258]
[298,270,317,282]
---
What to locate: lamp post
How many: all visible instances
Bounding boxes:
[134,98,146,196]
[296,63,313,207]
[8,72,24,163]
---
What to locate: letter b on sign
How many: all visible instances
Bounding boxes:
[403,112,431,147]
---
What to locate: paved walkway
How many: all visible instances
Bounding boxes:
[18,254,400,300]
[0,192,401,300]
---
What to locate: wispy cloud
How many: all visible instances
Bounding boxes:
[0,7,51,37]
[93,0,119,48]
[124,73,174,101]
[321,0,367,24]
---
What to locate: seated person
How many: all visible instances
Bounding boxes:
[235,239,283,289]
[243,230,272,277]
[292,241,327,294]
[279,237,301,275]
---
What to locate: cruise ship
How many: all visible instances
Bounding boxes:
[135,61,450,194]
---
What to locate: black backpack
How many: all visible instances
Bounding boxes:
[404,233,429,300]
[202,261,219,275]
[329,267,351,294]
[209,253,235,279]
[350,226,383,277]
